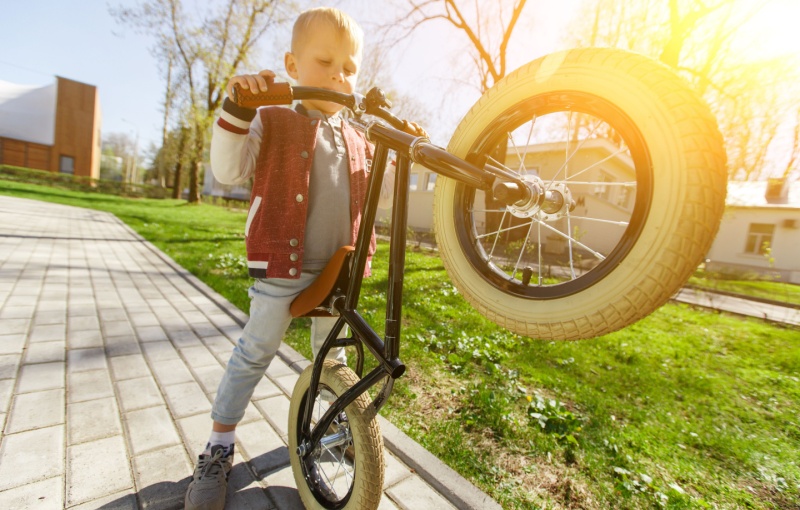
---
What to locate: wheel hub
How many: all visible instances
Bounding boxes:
[507,175,574,221]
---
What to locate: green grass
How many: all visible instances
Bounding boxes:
[2,180,799,509]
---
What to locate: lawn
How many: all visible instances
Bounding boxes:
[2,180,798,509]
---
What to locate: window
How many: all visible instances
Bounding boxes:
[425,173,437,191]
[744,223,775,255]
[59,155,75,175]
[409,173,418,191]
[616,185,632,209]
[593,171,613,202]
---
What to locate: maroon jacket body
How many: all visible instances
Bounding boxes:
[244,106,376,279]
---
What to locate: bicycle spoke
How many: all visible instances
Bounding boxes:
[534,219,606,261]
[569,216,629,226]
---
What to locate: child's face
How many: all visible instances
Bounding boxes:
[285,21,361,115]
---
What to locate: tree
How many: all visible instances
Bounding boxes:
[112,0,291,203]
[568,0,800,180]
[393,0,528,94]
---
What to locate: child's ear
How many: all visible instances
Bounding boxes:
[285,52,298,80]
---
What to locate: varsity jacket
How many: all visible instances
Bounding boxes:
[212,100,376,279]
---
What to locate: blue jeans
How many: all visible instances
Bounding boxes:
[211,272,346,425]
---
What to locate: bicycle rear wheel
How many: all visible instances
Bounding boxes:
[289,360,384,510]
[433,48,727,340]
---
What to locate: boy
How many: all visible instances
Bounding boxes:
[185,7,422,509]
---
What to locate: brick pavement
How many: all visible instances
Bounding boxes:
[0,195,500,510]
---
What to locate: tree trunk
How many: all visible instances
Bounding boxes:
[187,125,204,204]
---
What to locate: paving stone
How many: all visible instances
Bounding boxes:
[202,334,235,355]
[163,381,212,418]
[193,364,225,394]
[68,397,122,445]
[68,369,113,403]
[266,358,295,379]
[0,305,35,319]
[255,395,292,438]
[67,347,108,373]
[384,452,414,490]
[129,312,159,327]
[225,462,271,509]
[0,334,25,354]
[28,323,66,343]
[219,324,243,342]
[117,376,164,412]
[66,490,136,510]
[166,328,201,348]
[193,321,222,338]
[385,475,457,510]
[262,463,304,510]
[151,358,194,387]
[0,425,64,492]
[0,354,21,380]
[177,413,213,460]
[236,419,288,477]
[68,315,100,332]
[67,329,103,349]
[0,476,63,510]
[109,353,151,381]
[141,341,179,362]
[2,319,29,335]
[104,335,142,357]
[252,375,282,400]
[16,361,64,393]
[0,379,13,411]
[66,435,132,507]
[5,388,65,433]
[67,303,96,317]
[33,309,66,325]
[23,340,66,364]
[99,308,128,322]
[125,406,182,455]
[102,320,134,338]
[37,300,67,313]
[273,373,299,397]
[132,444,192,510]
[179,344,219,368]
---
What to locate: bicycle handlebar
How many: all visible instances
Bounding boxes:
[231,83,410,132]
[230,82,530,203]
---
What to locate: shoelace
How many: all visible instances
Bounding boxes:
[198,448,226,480]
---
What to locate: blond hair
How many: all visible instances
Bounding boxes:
[291,7,363,55]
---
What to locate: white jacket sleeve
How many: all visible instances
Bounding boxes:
[210,101,263,186]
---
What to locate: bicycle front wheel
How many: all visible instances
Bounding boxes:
[288,360,384,510]
[433,48,727,340]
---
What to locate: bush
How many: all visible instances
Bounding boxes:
[0,165,170,199]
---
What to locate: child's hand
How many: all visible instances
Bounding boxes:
[226,70,276,99]
[403,121,428,138]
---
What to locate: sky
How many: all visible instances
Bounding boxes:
[0,0,580,156]
[2,0,797,169]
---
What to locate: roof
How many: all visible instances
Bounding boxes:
[726,180,800,209]
[0,79,57,145]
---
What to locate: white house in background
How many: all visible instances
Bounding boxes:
[706,179,800,283]
[202,163,251,201]
[377,138,636,258]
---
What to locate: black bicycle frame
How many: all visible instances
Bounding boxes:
[296,89,526,460]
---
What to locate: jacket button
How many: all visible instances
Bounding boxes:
[290,253,298,262]
[289,268,298,276]
[311,120,316,126]
[300,150,309,159]
[296,194,304,203]
[290,238,299,247]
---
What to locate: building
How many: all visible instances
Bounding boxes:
[378,137,636,260]
[0,77,101,179]
[706,178,800,283]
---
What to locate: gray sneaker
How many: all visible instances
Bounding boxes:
[185,444,234,510]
